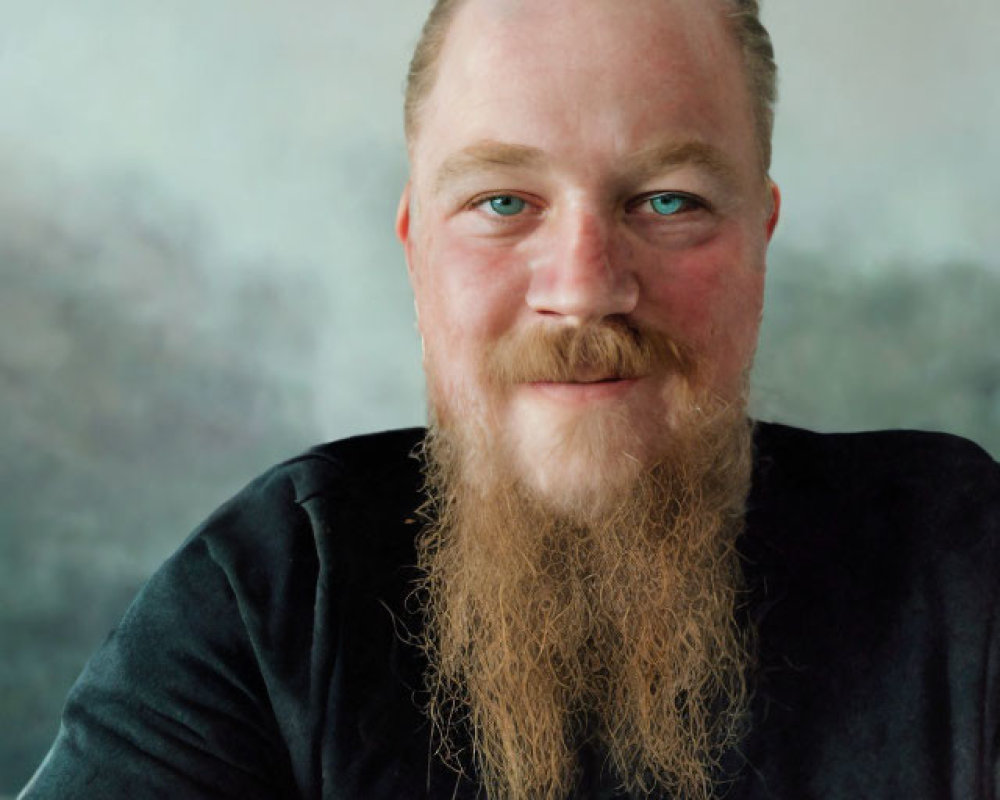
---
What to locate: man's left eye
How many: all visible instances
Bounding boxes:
[645,193,696,216]
[483,195,527,216]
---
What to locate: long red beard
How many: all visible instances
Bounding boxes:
[415,321,756,800]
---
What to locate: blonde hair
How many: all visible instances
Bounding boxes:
[403,0,778,172]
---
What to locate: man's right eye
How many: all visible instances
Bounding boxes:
[481,195,527,216]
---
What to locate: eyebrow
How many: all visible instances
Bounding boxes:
[620,140,739,189]
[433,140,546,194]
[431,138,740,195]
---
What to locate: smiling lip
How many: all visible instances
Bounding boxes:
[526,377,640,403]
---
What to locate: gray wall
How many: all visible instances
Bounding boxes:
[1,0,997,791]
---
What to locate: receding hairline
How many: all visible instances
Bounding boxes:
[404,0,778,173]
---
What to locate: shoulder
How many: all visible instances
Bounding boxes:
[200,426,426,527]
[21,430,428,798]
[184,427,427,571]
[752,421,999,501]
[749,421,1000,561]
[124,426,429,677]
[107,427,428,762]
[753,421,998,487]
[740,435,999,797]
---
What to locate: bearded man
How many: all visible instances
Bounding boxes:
[20,1,1000,799]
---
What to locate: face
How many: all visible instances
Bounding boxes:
[398,0,780,508]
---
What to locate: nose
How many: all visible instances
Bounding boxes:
[525,209,639,322]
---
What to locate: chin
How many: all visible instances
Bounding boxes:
[506,397,653,518]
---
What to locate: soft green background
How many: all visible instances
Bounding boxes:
[1,0,997,792]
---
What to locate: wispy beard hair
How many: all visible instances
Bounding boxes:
[414,400,755,800]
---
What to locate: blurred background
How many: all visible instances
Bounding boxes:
[1,0,997,792]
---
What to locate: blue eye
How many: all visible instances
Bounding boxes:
[487,195,526,216]
[648,193,690,216]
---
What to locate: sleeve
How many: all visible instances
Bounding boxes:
[18,531,297,799]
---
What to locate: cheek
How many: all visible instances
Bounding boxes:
[639,232,765,358]
[414,233,529,375]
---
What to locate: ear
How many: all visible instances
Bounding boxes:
[765,180,781,241]
[396,182,416,277]
[396,181,424,334]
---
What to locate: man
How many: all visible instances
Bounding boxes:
[21,0,999,798]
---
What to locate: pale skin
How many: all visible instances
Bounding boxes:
[397,0,781,504]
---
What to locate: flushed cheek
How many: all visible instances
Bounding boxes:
[641,246,763,394]
[415,236,530,410]
[643,237,762,343]
[419,235,529,344]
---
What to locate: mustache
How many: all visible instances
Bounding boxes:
[485,317,693,386]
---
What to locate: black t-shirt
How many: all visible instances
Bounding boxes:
[20,423,1000,798]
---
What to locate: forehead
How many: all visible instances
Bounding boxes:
[411,0,756,180]
[450,0,734,72]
